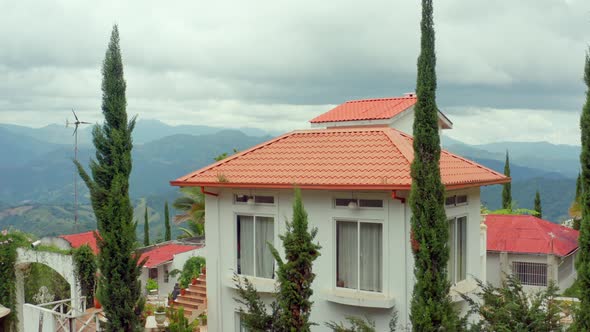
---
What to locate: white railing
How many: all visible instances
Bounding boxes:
[24,297,105,332]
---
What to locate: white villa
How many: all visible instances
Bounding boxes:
[171,95,509,331]
[485,214,579,292]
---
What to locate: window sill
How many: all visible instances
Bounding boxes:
[450,279,478,302]
[225,274,277,293]
[321,288,395,308]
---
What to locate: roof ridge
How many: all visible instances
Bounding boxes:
[441,149,508,179]
[382,128,414,164]
[345,96,416,104]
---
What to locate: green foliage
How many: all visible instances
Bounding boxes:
[72,244,96,308]
[235,189,321,331]
[502,151,512,209]
[563,278,581,298]
[483,201,539,216]
[0,230,31,330]
[213,148,238,162]
[74,25,144,331]
[409,1,460,330]
[144,206,149,246]
[168,307,198,332]
[34,244,72,255]
[572,48,590,331]
[534,190,542,219]
[173,187,205,238]
[155,306,165,313]
[146,278,158,291]
[173,256,205,288]
[571,173,583,230]
[164,201,171,241]
[326,316,376,332]
[461,276,562,331]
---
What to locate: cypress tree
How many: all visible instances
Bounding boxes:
[164,201,171,241]
[502,151,512,209]
[574,173,583,230]
[573,49,590,331]
[576,172,582,201]
[409,1,459,330]
[534,190,542,219]
[144,206,149,246]
[75,25,143,331]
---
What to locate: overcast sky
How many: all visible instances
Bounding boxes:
[0,0,589,145]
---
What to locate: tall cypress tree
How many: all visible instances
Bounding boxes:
[409,1,458,330]
[573,173,583,230]
[534,190,542,219]
[144,206,149,246]
[164,201,171,241]
[573,49,590,331]
[75,25,143,331]
[502,151,512,209]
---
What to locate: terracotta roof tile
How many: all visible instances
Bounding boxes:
[60,231,99,254]
[486,214,579,257]
[139,243,202,268]
[171,127,508,190]
[310,97,417,123]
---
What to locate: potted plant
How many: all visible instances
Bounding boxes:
[168,292,174,306]
[180,288,186,296]
[191,273,198,285]
[154,306,166,325]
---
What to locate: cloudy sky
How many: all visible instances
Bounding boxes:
[0,0,589,145]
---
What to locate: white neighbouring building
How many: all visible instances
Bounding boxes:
[485,214,579,292]
[171,95,509,331]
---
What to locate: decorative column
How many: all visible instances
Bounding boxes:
[15,265,26,332]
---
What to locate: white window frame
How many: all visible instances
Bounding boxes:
[334,218,385,293]
[235,312,250,332]
[333,198,384,210]
[512,261,548,286]
[445,194,468,207]
[233,193,276,206]
[235,213,276,279]
[448,215,467,284]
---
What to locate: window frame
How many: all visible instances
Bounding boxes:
[333,198,384,210]
[233,193,276,206]
[333,218,385,293]
[448,215,468,285]
[445,194,468,207]
[235,213,276,279]
[512,261,548,286]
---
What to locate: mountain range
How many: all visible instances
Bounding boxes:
[0,120,579,238]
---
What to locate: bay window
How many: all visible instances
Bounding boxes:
[237,215,275,278]
[336,220,383,292]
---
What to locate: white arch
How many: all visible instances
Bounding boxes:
[15,248,81,332]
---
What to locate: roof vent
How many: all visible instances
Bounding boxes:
[404,92,416,98]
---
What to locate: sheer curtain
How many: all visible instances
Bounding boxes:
[238,215,254,276]
[448,219,456,283]
[458,217,467,282]
[360,223,382,292]
[256,216,274,278]
[337,221,358,289]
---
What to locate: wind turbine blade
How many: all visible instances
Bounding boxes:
[72,126,78,136]
[72,109,79,121]
[80,121,91,124]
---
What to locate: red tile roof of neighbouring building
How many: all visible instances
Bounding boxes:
[485,214,579,257]
[310,96,418,123]
[60,230,99,254]
[171,127,509,190]
[139,243,202,268]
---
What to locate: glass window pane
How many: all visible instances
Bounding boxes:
[335,198,357,207]
[448,219,456,283]
[456,195,468,205]
[458,217,467,282]
[445,196,456,206]
[254,195,275,204]
[255,216,274,278]
[238,215,254,276]
[235,194,249,203]
[358,199,384,208]
[359,223,383,292]
[337,221,358,289]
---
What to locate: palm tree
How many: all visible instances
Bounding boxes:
[173,187,205,238]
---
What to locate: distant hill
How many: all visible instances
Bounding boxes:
[0,123,581,237]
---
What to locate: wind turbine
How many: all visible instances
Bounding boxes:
[66,109,90,232]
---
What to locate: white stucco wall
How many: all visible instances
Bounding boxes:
[486,252,501,286]
[205,186,482,331]
[139,246,207,297]
[558,253,577,291]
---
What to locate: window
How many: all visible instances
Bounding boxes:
[448,216,467,284]
[236,313,250,332]
[149,268,158,280]
[446,195,468,207]
[336,220,383,292]
[234,194,275,205]
[237,215,275,278]
[513,261,547,286]
[334,198,383,208]
[164,267,169,283]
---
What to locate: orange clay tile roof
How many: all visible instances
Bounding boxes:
[170,127,509,190]
[310,96,418,123]
[60,230,99,254]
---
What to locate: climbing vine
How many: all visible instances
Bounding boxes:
[72,244,97,308]
[0,230,30,331]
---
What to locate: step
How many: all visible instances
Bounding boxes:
[188,285,207,292]
[177,295,205,304]
[174,300,201,310]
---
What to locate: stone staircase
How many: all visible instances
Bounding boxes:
[173,268,207,322]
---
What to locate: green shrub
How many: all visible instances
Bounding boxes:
[146,278,158,292]
[171,256,205,288]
